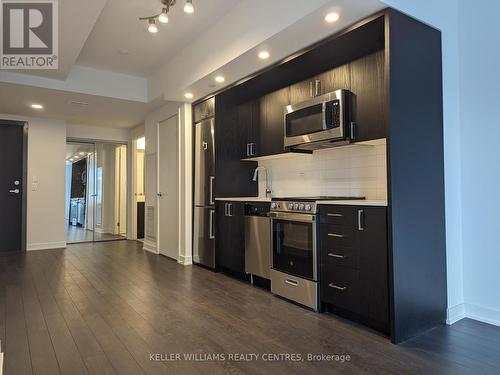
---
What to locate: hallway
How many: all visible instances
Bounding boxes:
[0,241,499,375]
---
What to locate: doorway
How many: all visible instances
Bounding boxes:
[0,120,27,253]
[158,116,179,260]
[134,137,146,241]
[65,140,128,244]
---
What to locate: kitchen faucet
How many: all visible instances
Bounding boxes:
[252,166,272,198]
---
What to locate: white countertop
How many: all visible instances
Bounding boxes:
[318,200,388,206]
[215,197,386,206]
[215,197,271,202]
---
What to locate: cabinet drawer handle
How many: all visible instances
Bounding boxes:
[328,283,347,291]
[328,253,346,259]
[327,213,343,217]
[285,279,299,287]
[327,233,344,238]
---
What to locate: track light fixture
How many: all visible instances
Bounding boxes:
[140,0,195,33]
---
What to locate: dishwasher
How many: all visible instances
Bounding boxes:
[244,202,271,281]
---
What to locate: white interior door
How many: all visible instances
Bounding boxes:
[158,116,179,260]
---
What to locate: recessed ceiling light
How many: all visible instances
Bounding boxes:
[184,92,194,99]
[258,51,270,60]
[325,12,340,23]
[31,104,43,109]
[215,76,225,83]
[79,152,85,155]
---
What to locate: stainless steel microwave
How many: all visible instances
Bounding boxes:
[283,89,352,151]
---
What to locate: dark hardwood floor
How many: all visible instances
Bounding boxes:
[0,241,499,375]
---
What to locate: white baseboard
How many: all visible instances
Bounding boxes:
[465,303,500,327]
[447,302,500,327]
[27,241,67,251]
[178,254,192,266]
[142,240,158,254]
[447,303,466,324]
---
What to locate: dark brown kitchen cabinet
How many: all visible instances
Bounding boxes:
[319,205,389,334]
[289,77,318,105]
[258,87,289,156]
[215,201,247,278]
[240,99,260,158]
[317,63,351,96]
[214,95,257,198]
[349,50,386,141]
[194,97,215,123]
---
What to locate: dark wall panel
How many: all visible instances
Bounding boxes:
[386,9,447,343]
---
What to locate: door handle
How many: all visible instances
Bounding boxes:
[285,278,299,287]
[209,176,215,205]
[327,233,344,238]
[358,210,365,231]
[9,189,20,194]
[328,283,347,291]
[157,192,163,198]
[328,253,346,259]
[209,210,215,239]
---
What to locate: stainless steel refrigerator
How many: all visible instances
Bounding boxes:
[193,118,216,268]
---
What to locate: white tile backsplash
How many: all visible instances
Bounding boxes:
[257,140,387,200]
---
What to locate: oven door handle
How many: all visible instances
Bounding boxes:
[269,212,316,223]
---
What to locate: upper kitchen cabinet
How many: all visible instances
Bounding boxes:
[349,51,386,142]
[194,97,215,122]
[258,87,289,156]
[214,94,258,198]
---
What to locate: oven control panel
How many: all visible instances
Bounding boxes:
[271,200,317,214]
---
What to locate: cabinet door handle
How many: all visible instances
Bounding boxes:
[358,210,364,231]
[328,283,347,291]
[285,278,299,287]
[227,203,233,217]
[328,253,346,259]
[209,176,215,205]
[246,143,250,157]
[251,143,256,156]
[350,122,357,140]
[327,233,344,238]
[209,210,215,239]
[224,203,228,217]
[327,213,343,217]
[315,79,322,97]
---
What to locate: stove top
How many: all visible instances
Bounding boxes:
[270,196,365,214]
[273,196,365,202]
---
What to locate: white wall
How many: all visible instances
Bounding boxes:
[458,0,500,326]
[257,141,387,201]
[67,123,130,143]
[1,114,67,251]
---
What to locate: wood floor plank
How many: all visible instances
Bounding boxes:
[3,241,497,375]
[21,274,61,375]
[4,285,33,375]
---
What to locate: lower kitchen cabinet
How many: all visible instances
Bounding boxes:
[215,201,248,279]
[319,205,389,333]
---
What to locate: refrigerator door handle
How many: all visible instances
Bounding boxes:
[209,176,215,205]
[209,210,215,239]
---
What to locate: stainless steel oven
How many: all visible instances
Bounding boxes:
[283,89,352,151]
[270,211,317,281]
[269,199,320,311]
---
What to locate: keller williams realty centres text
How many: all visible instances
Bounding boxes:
[150,353,351,363]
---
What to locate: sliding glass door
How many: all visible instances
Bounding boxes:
[65,141,127,244]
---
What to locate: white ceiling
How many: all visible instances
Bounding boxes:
[0,82,165,128]
[76,0,240,77]
[1,0,389,129]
